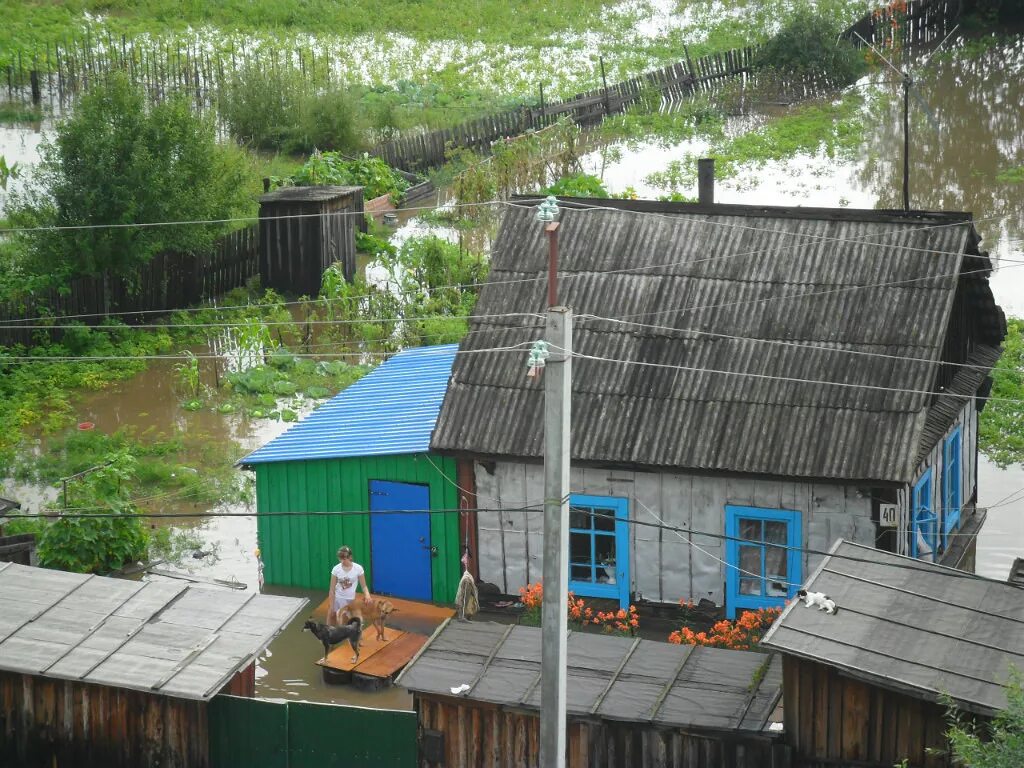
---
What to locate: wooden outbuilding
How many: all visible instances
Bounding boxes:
[0,562,305,768]
[431,198,1005,616]
[761,539,1022,768]
[397,620,786,768]
[258,185,364,296]
[240,344,467,603]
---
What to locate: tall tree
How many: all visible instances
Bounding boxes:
[10,73,255,285]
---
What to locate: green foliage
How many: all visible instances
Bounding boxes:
[944,667,1024,766]
[285,152,411,202]
[996,166,1024,184]
[0,154,20,190]
[7,73,257,285]
[755,11,867,82]
[219,67,364,153]
[35,455,149,574]
[979,317,1024,467]
[543,173,610,198]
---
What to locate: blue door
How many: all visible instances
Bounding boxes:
[369,480,432,601]
[568,495,630,609]
[725,506,802,619]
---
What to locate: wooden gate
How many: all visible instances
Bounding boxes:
[208,695,417,768]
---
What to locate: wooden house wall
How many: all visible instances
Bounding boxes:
[473,462,873,603]
[254,452,462,602]
[895,401,976,559]
[782,655,954,768]
[0,671,208,768]
[415,694,783,768]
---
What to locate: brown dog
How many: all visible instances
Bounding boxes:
[341,597,397,641]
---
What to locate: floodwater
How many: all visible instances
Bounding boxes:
[1,29,1023,704]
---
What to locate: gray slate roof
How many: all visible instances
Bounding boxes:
[0,562,306,701]
[761,540,1024,716]
[431,202,1003,483]
[397,620,782,733]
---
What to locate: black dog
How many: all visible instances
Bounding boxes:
[302,618,362,663]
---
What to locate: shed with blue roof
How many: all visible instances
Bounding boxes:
[240,344,466,602]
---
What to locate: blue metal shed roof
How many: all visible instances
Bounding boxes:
[240,344,458,465]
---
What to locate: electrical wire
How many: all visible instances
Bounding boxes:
[575,312,1004,374]
[7,503,1012,585]
[568,348,1024,405]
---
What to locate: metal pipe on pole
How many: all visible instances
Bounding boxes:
[538,200,571,768]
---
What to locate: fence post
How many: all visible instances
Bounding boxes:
[600,56,610,115]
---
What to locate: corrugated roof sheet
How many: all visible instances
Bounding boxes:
[397,620,782,732]
[0,562,306,701]
[241,344,458,465]
[432,203,1004,482]
[760,540,1024,716]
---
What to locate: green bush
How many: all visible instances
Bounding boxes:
[7,73,256,285]
[543,173,610,198]
[756,12,866,83]
[288,152,411,202]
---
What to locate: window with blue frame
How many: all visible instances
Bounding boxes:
[911,468,936,561]
[725,506,801,619]
[568,495,630,609]
[943,427,962,548]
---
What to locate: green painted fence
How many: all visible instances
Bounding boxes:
[208,695,417,768]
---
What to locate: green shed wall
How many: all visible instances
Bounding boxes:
[253,453,461,602]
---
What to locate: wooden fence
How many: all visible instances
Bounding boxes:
[0,225,258,347]
[372,46,758,172]
[843,0,963,48]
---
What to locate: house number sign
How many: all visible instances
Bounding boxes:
[879,504,899,528]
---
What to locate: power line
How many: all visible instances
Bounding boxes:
[5,202,1020,327]
[569,349,1024,404]
[575,312,1004,373]
[7,504,1011,585]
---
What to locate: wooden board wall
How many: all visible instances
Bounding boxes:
[416,694,783,768]
[0,671,208,768]
[783,655,957,768]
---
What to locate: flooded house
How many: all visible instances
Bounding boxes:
[430,197,1006,616]
[240,344,467,603]
[761,539,1021,767]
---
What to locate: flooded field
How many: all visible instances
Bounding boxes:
[2,23,1023,706]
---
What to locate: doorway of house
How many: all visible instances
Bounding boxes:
[369,480,433,600]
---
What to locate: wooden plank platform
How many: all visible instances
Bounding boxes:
[313,596,453,685]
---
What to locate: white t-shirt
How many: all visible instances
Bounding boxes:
[332,562,364,602]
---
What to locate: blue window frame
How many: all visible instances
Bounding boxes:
[725,506,801,619]
[911,468,936,561]
[943,427,962,548]
[568,495,630,609]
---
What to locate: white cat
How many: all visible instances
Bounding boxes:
[797,589,838,614]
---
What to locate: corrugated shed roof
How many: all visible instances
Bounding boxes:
[760,540,1024,716]
[0,562,306,701]
[432,203,1004,482]
[397,620,782,732]
[241,344,458,465]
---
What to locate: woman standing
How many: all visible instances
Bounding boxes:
[328,545,373,625]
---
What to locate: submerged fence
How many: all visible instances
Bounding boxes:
[372,46,758,172]
[0,225,258,347]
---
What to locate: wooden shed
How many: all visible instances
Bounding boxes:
[0,562,305,768]
[258,185,364,297]
[761,539,1021,768]
[240,344,468,603]
[396,620,787,768]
